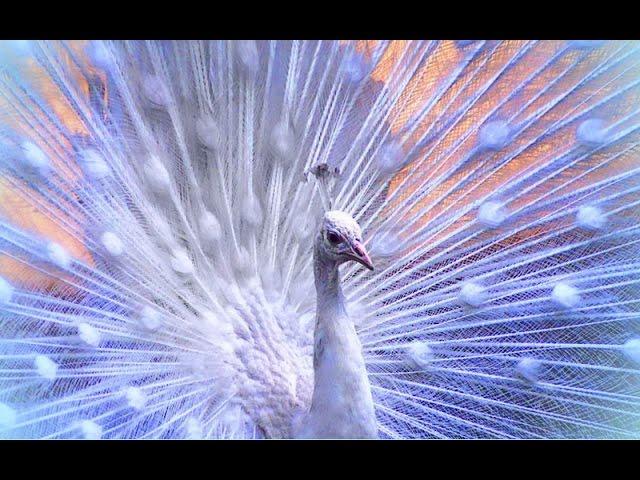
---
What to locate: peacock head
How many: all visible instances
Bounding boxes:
[317,210,374,271]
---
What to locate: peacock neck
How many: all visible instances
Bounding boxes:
[313,242,347,320]
[303,237,378,438]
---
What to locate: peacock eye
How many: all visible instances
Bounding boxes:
[327,231,342,245]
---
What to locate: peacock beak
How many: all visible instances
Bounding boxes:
[348,240,374,271]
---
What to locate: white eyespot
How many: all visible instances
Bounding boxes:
[515,357,542,384]
[46,242,71,269]
[377,141,405,175]
[236,40,259,75]
[478,121,511,150]
[478,201,507,228]
[185,417,204,439]
[0,402,17,428]
[170,248,194,276]
[199,210,222,243]
[150,213,175,249]
[196,114,221,150]
[407,341,434,369]
[459,281,488,307]
[551,282,581,309]
[143,74,171,107]
[0,276,14,304]
[233,246,252,276]
[78,322,101,347]
[34,354,58,380]
[340,49,368,83]
[576,205,605,230]
[79,420,102,440]
[124,386,147,411]
[270,121,295,162]
[242,192,263,226]
[260,263,283,295]
[86,41,112,68]
[100,231,123,257]
[79,149,110,180]
[139,305,162,331]
[144,155,171,195]
[21,141,50,175]
[623,338,640,364]
[576,118,608,146]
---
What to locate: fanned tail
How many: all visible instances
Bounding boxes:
[0,40,639,438]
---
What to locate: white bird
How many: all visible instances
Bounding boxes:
[0,40,640,439]
[296,210,377,439]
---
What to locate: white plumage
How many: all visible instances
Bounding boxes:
[551,282,582,309]
[478,120,511,151]
[577,118,609,146]
[624,339,640,364]
[78,420,103,440]
[0,277,13,304]
[34,355,58,381]
[46,242,71,269]
[477,201,508,228]
[77,322,101,347]
[576,205,606,230]
[124,386,148,411]
[515,358,543,384]
[20,141,50,174]
[407,341,435,370]
[0,40,639,439]
[0,403,17,428]
[297,210,377,438]
[100,231,124,257]
[458,281,488,307]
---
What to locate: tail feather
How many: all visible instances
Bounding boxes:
[0,40,639,438]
